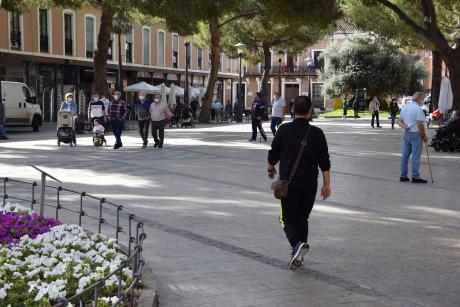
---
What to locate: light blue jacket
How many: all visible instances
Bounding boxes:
[60,100,77,114]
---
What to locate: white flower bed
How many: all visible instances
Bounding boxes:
[0,205,134,307]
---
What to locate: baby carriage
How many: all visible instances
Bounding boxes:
[57,111,76,147]
[430,127,460,152]
[93,132,107,147]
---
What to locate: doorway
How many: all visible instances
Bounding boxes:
[284,84,299,105]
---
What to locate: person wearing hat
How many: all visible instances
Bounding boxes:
[134,91,152,148]
[60,93,77,115]
[107,90,127,149]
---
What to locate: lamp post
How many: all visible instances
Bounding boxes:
[305,56,313,98]
[277,50,285,94]
[185,41,191,108]
[235,42,245,122]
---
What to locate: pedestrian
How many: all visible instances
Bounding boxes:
[210,100,216,123]
[249,92,267,142]
[398,92,429,183]
[107,90,127,150]
[289,99,295,119]
[369,96,381,128]
[190,97,199,120]
[270,92,286,136]
[353,97,359,119]
[134,91,152,148]
[0,99,8,140]
[214,100,223,123]
[88,94,106,127]
[342,95,348,120]
[389,98,399,129]
[150,96,168,148]
[60,93,77,115]
[225,100,232,122]
[267,95,331,270]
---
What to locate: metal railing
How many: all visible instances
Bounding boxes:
[1,177,147,307]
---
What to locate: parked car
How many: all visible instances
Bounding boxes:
[397,96,412,109]
[421,95,431,115]
[1,81,42,131]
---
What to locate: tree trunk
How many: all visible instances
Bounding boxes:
[431,49,442,109]
[261,43,271,109]
[199,17,220,123]
[94,10,113,96]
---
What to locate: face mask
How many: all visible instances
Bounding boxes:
[113,95,119,100]
[67,98,73,102]
[139,96,145,100]
[154,98,159,103]
[93,97,99,102]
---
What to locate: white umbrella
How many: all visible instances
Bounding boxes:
[124,81,157,93]
[160,83,167,104]
[190,87,201,96]
[439,76,453,113]
[174,86,185,96]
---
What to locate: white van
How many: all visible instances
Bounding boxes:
[1,81,43,131]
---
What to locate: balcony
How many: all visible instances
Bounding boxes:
[244,65,318,77]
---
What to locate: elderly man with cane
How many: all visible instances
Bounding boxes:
[398,92,430,183]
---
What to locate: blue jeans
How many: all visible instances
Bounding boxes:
[400,132,423,179]
[0,123,5,137]
[390,112,397,127]
[270,117,282,135]
[111,119,123,145]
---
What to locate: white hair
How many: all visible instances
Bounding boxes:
[412,92,424,101]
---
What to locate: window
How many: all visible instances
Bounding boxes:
[125,27,133,63]
[157,31,165,67]
[186,43,191,69]
[9,12,21,50]
[142,27,150,65]
[227,57,231,72]
[22,86,31,103]
[85,15,96,58]
[108,33,114,60]
[172,34,179,68]
[39,9,49,53]
[312,83,324,108]
[313,50,324,71]
[197,48,203,70]
[64,12,73,55]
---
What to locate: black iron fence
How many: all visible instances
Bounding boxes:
[1,177,146,307]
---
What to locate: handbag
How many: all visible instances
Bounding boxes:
[165,108,174,120]
[271,125,311,200]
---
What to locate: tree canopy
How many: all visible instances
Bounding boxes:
[320,38,428,97]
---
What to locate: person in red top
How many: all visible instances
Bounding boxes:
[107,90,127,149]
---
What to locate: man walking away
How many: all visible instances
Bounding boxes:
[267,96,331,270]
[190,98,199,121]
[398,92,429,183]
[271,92,286,136]
[88,94,106,128]
[0,100,8,140]
[108,91,127,150]
[369,96,381,128]
[353,97,359,119]
[249,92,267,142]
[389,98,399,129]
[150,96,168,148]
[214,100,223,123]
[135,91,152,148]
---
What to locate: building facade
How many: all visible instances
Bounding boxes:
[0,6,239,121]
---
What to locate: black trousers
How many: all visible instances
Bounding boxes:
[371,111,380,127]
[251,118,267,140]
[138,119,150,145]
[151,120,165,145]
[280,179,318,248]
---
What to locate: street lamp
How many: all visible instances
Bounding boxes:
[305,56,313,98]
[277,50,285,94]
[184,38,192,108]
[235,42,245,122]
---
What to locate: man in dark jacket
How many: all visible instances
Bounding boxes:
[134,91,152,148]
[267,96,331,270]
[249,92,267,142]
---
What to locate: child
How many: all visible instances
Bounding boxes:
[93,119,107,146]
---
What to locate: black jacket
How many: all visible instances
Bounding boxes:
[268,119,330,181]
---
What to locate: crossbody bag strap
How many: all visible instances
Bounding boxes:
[288,125,312,181]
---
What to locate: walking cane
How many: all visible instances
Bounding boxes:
[425,143,434,183]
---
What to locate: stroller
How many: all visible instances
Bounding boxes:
[57,111,76,147]
[181,108,194,128]
[430,127,460,152]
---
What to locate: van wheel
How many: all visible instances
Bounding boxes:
[32,116,40,132]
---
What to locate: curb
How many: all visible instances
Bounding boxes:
[137,262,159,307]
